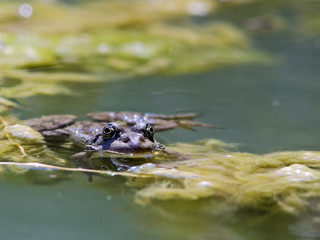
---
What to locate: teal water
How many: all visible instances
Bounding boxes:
[8,37,320,240]
[0,174,301,240]
[4,1,320,240]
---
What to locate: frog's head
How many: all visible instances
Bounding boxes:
[98,122,164,154]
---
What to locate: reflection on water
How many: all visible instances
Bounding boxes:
[289,213,320,240]
[0,174,300,240]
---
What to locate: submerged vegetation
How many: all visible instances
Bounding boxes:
[1,0,320,223]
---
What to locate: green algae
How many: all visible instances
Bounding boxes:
[1,131,320,216]
[0,117,65,166]
[0,110,319,215]
[133,143,320,215]
[1,0,320,217]
[0,0,269,98]
[0,96,18,113]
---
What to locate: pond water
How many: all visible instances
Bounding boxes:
[2,1,320,240]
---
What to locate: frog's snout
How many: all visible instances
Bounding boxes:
[119,133,147,145]
[122,136,131,143]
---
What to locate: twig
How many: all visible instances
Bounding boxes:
[0,161,151,178]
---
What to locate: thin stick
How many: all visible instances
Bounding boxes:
[0,161,151,178]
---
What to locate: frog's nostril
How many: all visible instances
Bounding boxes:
[139,136,146,142]
[123,136,130,143]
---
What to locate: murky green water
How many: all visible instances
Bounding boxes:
[2,0,320,239]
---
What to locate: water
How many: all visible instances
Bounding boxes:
[4,1,320,239]
[9,43,320,239]
[18,34,320,154]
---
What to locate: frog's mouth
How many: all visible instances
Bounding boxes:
[84,142,165,156]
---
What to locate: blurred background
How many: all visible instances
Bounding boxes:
[1,0,320,239]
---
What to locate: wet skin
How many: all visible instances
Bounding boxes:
[71,122,164,154]
[24,112,221,172]
[68,122,166,174]
[25,111,221,153]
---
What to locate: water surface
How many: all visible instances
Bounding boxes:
[3,1,320,239]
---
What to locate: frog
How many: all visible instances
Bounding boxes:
[24,111,222,173]
[25,111,222,139]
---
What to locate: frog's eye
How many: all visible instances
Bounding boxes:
[102,124,116,140]
[144,124,154,139]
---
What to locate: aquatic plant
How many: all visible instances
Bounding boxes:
[1,121,320,216]
[0,0,268,98]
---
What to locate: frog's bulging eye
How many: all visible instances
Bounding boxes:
[102,124,116,140]
[145,124,154,140]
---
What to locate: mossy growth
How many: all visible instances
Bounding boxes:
[0,0,269,98]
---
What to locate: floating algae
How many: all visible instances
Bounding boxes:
[0,96,18,113]
[0,0,269,98]
[0,111,319,215]
[1,0,320,217]
[1,128,320,216]
[0,117,65,165]
[132,143,320,215]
